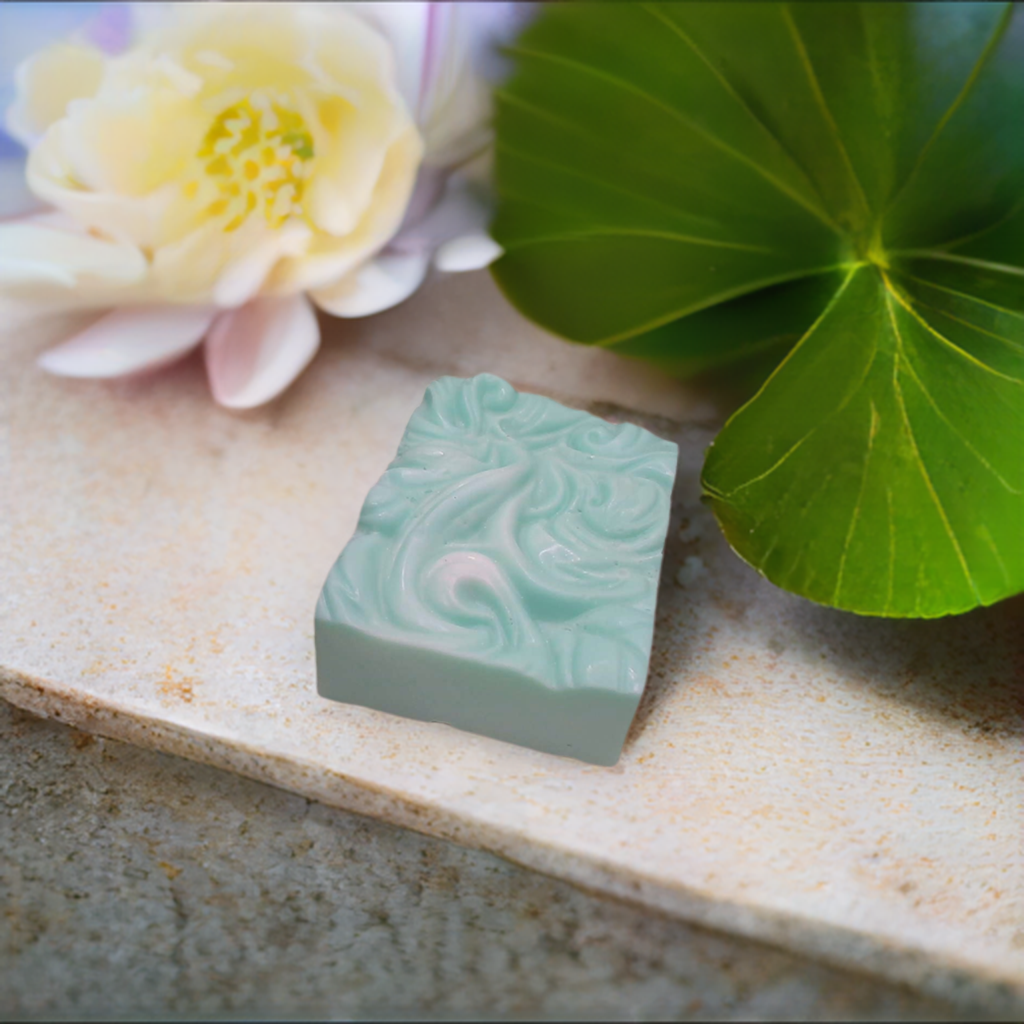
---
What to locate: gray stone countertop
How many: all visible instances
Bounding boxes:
[0,699,1000,1022]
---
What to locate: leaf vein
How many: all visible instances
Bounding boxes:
[496,140,727,232]
[833,402,877,605]
[504,42,842,235]
[547,263,855,349]
[781,4,872,217]
[496,190,778,254]
[892,270,1024,327]
[638,2,839,231]
[498,226,775,253]
[882,4,1015,216]
[884,278,1023,383]
[716,267,867,498]
[893,250,1024,280]
[934,199,1024,253]
[978,526,1011,588]
[884,293,981,601]
[900,301,1024,373]
[754,469,835,573]
[897,351,1021,495]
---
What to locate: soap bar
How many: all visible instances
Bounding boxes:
[315,374,678,765]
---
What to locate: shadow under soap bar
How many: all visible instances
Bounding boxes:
[315,374,678,765]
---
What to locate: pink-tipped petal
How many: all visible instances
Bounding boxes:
[310,249,430,319]
[433,233,503,273]
[204,294,320,409]
[38,304,215,378]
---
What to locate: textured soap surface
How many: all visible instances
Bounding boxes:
[315,374,678,764]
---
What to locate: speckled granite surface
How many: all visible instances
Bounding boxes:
[0,702,976,1021]
[1,272,1022,1014]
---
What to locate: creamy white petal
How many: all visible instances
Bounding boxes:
[0,215,146,303]
[301,84,422,240]
[53,78,207,197]
[311,249,430,319]
[346,2,430,114]
[212,221,313,308]
[151,214,301,307]
[6,43,106,146]
[26,130,175,248]
[284,4,422,238]
[204,294,320,409]
[0,2,107,129]
[38,303,215,378]
[433,233,503,273]
[271,123,423,294]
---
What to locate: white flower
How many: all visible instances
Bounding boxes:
[0,2,519,408]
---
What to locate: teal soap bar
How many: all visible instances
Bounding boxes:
[315,374,678,765]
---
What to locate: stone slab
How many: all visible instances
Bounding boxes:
[0,700,966,1021]
[1,272,1022,1012]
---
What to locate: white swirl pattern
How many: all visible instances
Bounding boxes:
[319,374,678,695]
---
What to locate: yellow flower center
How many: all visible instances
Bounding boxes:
[185,93,315,233]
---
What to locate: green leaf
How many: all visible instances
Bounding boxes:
[611,270,845,376]
[702,264,1024,616]
[491,2,1024,616]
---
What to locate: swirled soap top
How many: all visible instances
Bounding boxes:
[318,374,678,703]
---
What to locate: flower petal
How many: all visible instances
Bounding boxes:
[433,232,503,273]
[212,221,313,309]
[0,3,106,106]
[38,303,215,378]
[26,128,175,248]
[414,4,492,169]
[0,214,146,303]
[349,2,431,115]
[295,4,423,238]
[6,42,106,146]
[271,123,422,294]
[389,173,502,274]
[392,174,491,250]
[41,65,207,199]
[349,2,534,157]
[310,249,430,319]
[204,294,320,409]
[392,164,447,238]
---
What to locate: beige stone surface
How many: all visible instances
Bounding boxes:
[1,272,1022,1012]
